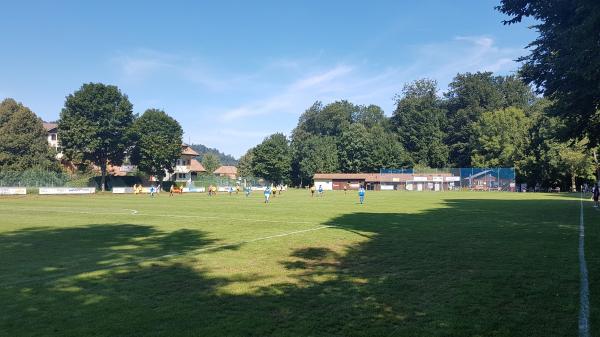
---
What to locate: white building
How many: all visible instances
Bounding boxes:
[43,122,63,159]
[166,144,206,183]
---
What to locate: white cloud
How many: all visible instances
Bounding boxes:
[111,36,526,156]
[218,35,524,123]
[220,64,356,121]
[111,49,244,91]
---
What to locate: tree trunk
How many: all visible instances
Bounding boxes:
[571,170,577,192]
[594,149,600,183]
[100,161,107,192]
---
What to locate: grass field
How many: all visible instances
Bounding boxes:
[0,190,598,336]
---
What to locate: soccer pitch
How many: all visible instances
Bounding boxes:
[0,190,598,336]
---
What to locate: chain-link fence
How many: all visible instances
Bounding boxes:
[189,175,268,189]
[0,169,70,188]
[379,167,516,191]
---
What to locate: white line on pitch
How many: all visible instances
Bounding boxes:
[578,192,590,337]
[0,225,334,288]
[0,205,315,224]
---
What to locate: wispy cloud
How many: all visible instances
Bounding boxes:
[111,49,247,91]
[415,35,522,83]
[220,64,356,121]
[111,35,526,157]
[218,35,524,124]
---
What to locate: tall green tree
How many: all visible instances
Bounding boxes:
[352,104,388,129]
[296,135,339,185]
[498,0,600,144]
[367,126,412,171]
[236,148,254,178]
[337,123,372,173]
[202,153,221,174]
[59,83,135,191]
[392,79,449,167]
[0,98,56,171]
[130,109,182,184]
[470,107,531,174]
[294,100,356,137]
[557,139,595,192]
[445,72,533,166]
[251,133,291,184]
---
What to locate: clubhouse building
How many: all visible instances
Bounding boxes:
[313,172,461,191]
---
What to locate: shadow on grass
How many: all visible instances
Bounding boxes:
[0,198,587,337]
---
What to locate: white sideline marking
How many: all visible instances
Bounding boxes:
[579,192,590,337]
[0,225,333,288]
[0,205,314,225]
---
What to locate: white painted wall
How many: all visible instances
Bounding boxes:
[314,180,333,190]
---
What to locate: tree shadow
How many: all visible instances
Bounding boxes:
[0,197,585,336]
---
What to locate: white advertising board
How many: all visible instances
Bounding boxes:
[183,187,206,193]
[380,185,395,191]
[445,176,461,182]
[112,187,134,194]
[0,187,26,195]
[432,176,443,182]
[313,180,333,190]
[413,176,428,182]
[251,186,267,191]
[39,187,96,195]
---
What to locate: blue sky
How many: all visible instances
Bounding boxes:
[0,0,535,158]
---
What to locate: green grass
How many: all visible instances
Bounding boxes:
[0,190,597,336]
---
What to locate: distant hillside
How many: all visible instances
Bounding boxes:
[189,144,238,166]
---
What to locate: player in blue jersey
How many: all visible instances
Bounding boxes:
[358,186,365,204]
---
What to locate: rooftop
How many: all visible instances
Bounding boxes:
[181,144,199,156]
[190,159,206,172]
[214,166,237,175]
[43,122,58,132]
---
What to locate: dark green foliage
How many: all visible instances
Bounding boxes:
[498,0,600,144]
[201,153,221,174]
[58,83,135,191]
[0,98,57,171]
[352,104,388,129]
[295,101,354,137]
[391,79,449,167]
[251,133,291,184]
[236,148,254,178]
[337,123,373,173]
[445,72,534,167]
[470,107,531,172]
[367,126,412,171]
[294,135,339,184]
[130,109,183,182]
[288,100,403,184]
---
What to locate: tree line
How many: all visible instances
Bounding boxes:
[239,72,597,190]
[241,0,600,191]
[1,83,185,191]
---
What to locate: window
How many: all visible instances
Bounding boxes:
[50,134,57,141]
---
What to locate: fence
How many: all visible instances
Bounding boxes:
[0,169,70,188]
[189,175,267,189]
[0,169,137,190]
[379,167,516,191]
